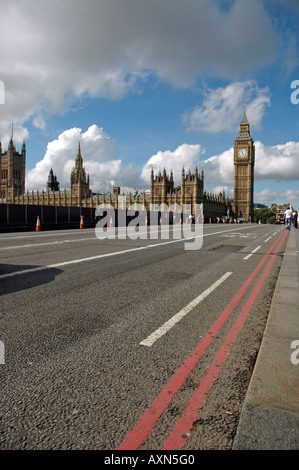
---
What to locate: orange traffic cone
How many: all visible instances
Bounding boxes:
[145,216,148,226]
[109,216,113,227]
[80,215,84,229]
[36,215,41,231]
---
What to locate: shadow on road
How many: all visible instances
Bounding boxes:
[0,264,63,295]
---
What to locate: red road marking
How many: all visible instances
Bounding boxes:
[117,231,287,450]
[163,230,287,449]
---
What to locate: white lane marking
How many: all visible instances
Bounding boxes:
[0,224,260,251]
[264,236,272,242]
[0,229,95,241]
[140,272,233,347]
[0,238,91,251]
[0,245,148,279]
[0,225,257,280]
[243,246,261,260]
[221,232,258,239]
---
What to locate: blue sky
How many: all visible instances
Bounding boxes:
[0,0,299,207]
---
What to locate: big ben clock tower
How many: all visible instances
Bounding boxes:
[233,105,255,222]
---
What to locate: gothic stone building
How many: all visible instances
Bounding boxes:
[149,105,255,221]
[150,166,231,219]
[70,142,91,203]
[0,135,26,200]
[233,105,255,222]
[0,106,255,222]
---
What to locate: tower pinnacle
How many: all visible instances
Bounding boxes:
[240,104,249,125]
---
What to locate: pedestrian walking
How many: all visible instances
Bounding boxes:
[292,210,298,228]
[285,207,293,230]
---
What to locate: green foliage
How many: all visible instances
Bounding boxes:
[254,205,277,224]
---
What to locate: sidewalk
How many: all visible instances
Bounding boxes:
[233,228,299,450]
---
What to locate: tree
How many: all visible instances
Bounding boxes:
[254,206,277,224]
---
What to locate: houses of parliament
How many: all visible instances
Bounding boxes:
[0,106,255,222]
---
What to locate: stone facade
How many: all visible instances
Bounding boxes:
[233,105,255,222]
[150,166,232,219]
[70,142,91,203]
[0,133,26,200]
[0,107,254,221]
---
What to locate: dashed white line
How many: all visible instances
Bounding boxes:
[0,225,259,280]
[140,272,233,347]
[243,246,261,260]
[0,238,90,250]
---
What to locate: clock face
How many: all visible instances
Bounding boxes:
[238,148,248,158]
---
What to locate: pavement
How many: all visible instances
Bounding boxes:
[233,227,299,450]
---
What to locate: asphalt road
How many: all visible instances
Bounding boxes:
[0,223,288,450]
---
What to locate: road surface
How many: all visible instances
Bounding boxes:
[0,223,288,450]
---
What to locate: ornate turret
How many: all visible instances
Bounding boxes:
[47,168,60,191]
[237,104,251,140]
[0,123,26,199]
[75,141,83,168]
[70,141,91,201]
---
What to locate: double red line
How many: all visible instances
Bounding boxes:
[117,230,288,450]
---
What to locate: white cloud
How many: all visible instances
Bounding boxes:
[198,140,299,187]
[201,148,234,186]
[32,115,46,130]
[255,141,299,180]
[26,125,140,193]
[280,189,299,201]
[183,81,271,133]
[140,139,299,205]
[212,185,234,199]
[254,188,299,205]
[26,129,299,206]
[254,188,278,203]
[140,144,203,185]
[0,0,277,137]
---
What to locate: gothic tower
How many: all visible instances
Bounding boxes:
[70,142,91,202]
[233,105,255,222]
[47,168,60,191]
[0,126,26,199]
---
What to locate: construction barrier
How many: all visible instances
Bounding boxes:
[1,204,236,232]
